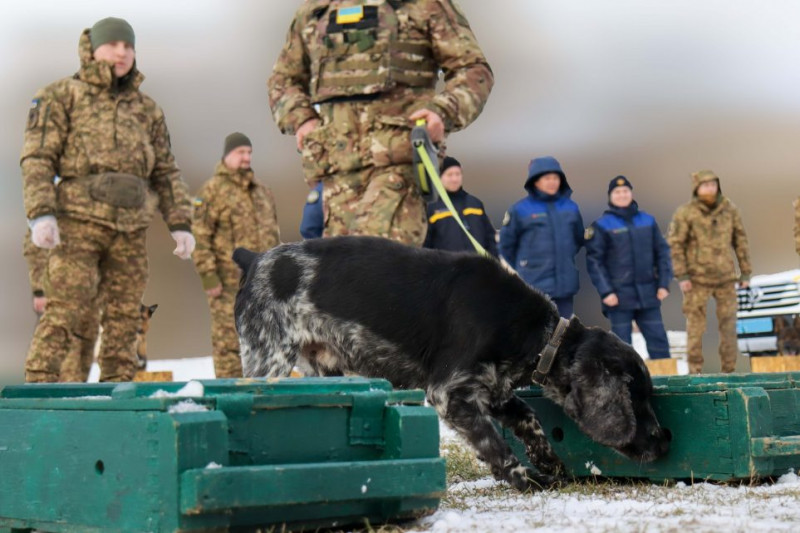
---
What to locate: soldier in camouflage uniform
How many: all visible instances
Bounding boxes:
[23,230,100,382]
[21,18,195,383]
[667,170,751,374]
[191,133,281,378]
[793,196,800,256]
[268,0,493,246]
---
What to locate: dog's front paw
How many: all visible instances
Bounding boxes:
[507,465,561,492]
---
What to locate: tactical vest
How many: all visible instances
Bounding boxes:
[309,0,438,103]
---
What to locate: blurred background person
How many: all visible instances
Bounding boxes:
[300,181,323,240]
[423,156,498,257]
[191,133,280,378]
[668,170,751,374]
[585,176,672,358]
[499,156,584,317]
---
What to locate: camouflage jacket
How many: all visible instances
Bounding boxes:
[794,196,800,255]
[268,0,493,151]
[23,230,47,296]
[667,196,752,285]
[20,29,192,233]
[191,163,281,290]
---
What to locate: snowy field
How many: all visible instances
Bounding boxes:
[86,352,800,533]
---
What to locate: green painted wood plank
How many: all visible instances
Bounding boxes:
[180,459,446,513]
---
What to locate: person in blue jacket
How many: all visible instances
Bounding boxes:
[499,156,584,317]
[423,156,498,257]
[299,181,323,239]
[585,176,672,358]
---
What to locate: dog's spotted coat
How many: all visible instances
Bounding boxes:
[234,237,670,491]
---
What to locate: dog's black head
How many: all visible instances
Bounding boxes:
[550,318,671,463]
[775,315,800,356]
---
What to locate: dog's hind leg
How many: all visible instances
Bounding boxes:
[239,338,299,378]
[429,383,558,492]
[490,394,565,478]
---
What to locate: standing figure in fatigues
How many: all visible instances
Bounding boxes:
[668,170,751,374]
[585,176,673,358]
[191,133,281,378]
[794,195,800,257]
[268,0,493,246]
[21,18,195,383]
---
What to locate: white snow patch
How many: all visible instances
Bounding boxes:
[584,461,602,475]
[149,380,205,399]
[205,462,223,469]
[167,399,208,413]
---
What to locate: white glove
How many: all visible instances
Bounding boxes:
[171,230,195,260]
[29,215,61,249]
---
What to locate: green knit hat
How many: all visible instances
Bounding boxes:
[90,17,135,50]
[223,132,252,157]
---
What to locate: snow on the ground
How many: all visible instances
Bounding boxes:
[416,425,800,533]
[87,356,800,532]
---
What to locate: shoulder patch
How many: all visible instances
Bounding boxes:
[584,226,595,240]
[306,188,320,204]
[192,197,204,207]
[502,211,511,226]
[27,98,41,130]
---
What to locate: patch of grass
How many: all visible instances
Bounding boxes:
[441,441,491,484]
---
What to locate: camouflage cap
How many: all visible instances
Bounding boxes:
[90,17,135,50]
[691,169,719,192]
[223,132,252,157]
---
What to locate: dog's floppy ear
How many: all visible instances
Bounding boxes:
[562,360,636,448]
[147,304,158,317]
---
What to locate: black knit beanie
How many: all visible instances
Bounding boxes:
[608,175,633,195]
[90,17,135,50]
[440,156,461,174]
[223,132,252,157]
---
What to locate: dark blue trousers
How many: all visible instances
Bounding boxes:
[552,297,574,319]
[606,306,671,359]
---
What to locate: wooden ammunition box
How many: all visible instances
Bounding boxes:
[505,372,800,482]
[0,378,444,532]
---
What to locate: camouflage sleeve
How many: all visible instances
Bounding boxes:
[267,12,320,135]
[149,108,193,232]
[667,208,690,281]
[426,0,494,132]
[190,183,221,290]
[731,205,752,281]
[23,229,47,296]
[20,85,69,220]
[794,197,800,256]
[262,188,282,248]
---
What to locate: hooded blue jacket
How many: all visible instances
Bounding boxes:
[585,201,672,311]
[499,157,584,299]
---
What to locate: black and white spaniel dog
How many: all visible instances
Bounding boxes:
[233,236,670,491]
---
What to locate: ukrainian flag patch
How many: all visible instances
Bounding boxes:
[336,6,364,24]
[193,197,204,207]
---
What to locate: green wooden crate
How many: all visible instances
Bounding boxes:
[0,377,445,532]
[505,372,800,482]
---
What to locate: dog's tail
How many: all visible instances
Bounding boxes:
[233,247,260,274]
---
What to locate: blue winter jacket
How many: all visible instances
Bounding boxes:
[499,157,584,299]
[585,202,672,311]
[299,182,323,239]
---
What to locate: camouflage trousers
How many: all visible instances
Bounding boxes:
[26,217,147,383]
[206,284,243,378]
[682,281,739,374]
[322,164,427,246]
[57,304,100,382]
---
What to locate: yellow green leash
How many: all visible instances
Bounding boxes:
[411,120,490,258]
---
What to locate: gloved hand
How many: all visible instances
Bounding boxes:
[29,215,61,249]
[171,230,195,260]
